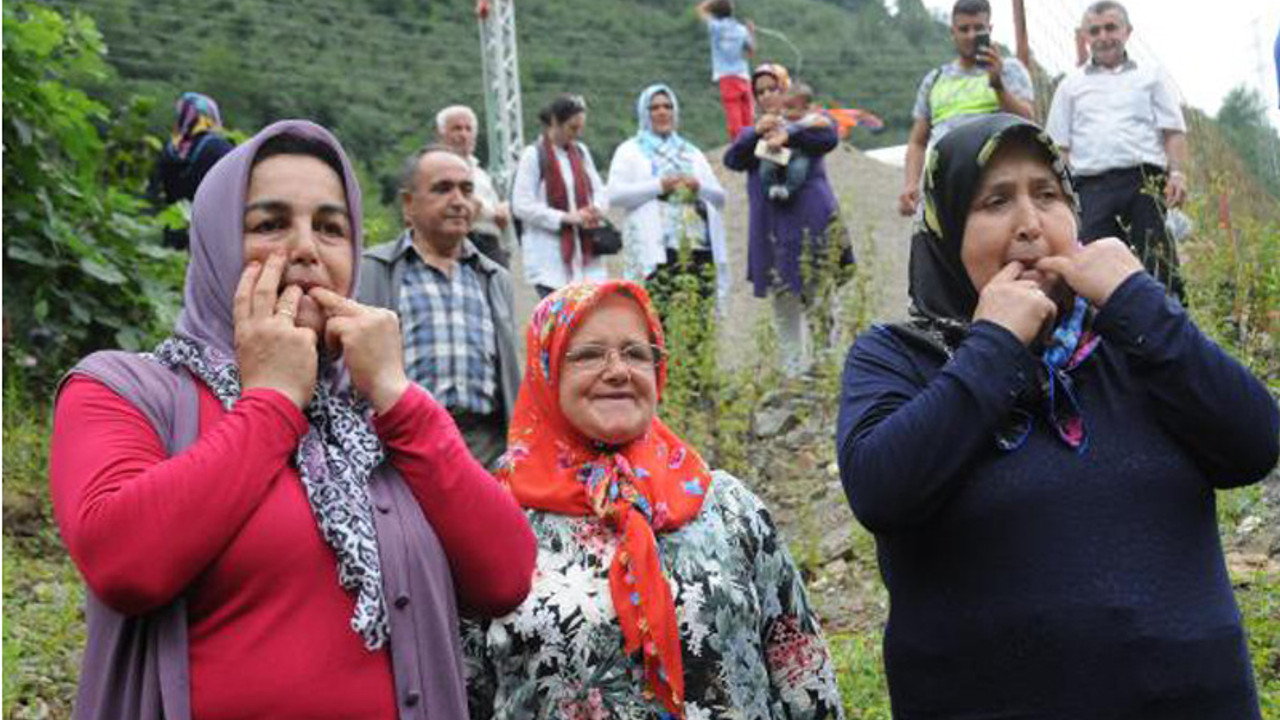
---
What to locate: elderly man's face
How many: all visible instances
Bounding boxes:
[402,151,474,254]
[1083,9,1130,68]
[442,112,477,156]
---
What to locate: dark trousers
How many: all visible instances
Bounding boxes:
[450,409,506,471]
[1076,164,1185,301]
[469,232,510,269]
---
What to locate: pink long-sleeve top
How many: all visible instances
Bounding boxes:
[51,378,535,719]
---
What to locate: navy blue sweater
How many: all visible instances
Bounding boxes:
[837,273,1278,719]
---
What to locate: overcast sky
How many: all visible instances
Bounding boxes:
[913,0,1279,128]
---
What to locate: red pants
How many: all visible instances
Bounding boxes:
[718,76,754,141]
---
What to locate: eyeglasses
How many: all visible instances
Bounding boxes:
[1085,22,1123,36]
[563,342,665,372]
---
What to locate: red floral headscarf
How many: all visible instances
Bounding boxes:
[499,280,713,718]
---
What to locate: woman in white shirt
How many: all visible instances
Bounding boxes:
[607,83,730,315]
[512,94,608,297]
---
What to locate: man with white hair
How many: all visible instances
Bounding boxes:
[1046,0,1189,300]
[437,104,514,268]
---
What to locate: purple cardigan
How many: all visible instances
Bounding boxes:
[723,122,840,298]
[64,351,470,720]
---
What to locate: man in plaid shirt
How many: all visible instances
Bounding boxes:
[358,145,520,469]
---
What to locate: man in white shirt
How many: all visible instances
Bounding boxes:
[1046,1,1188,300]
[436,105,514,268]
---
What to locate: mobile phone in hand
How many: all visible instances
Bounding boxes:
[974,32,991,68]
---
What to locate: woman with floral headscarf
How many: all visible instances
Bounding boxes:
[607,83,730,316]
[724,64,842,377]
[837,114,1277,718]
[51,120,535,719]
[464,280,843,719]
[154,92,235,249]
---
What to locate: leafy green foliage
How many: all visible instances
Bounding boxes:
[652,191,733,468]
[1238,573,1280,714]
[3,3,186,390]
[1180,110,1280,388]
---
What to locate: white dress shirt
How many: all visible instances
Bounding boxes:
[466,156,507,241]
[1046,57,1186,177]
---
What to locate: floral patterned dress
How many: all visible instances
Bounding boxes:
[463,470,844,720]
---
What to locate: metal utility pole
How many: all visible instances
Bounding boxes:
[476,0,525,195]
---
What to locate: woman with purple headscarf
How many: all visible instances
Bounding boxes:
[154,93,235,249]
[51,120,535,719]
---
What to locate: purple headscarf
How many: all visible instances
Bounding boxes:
[177,119,364,357]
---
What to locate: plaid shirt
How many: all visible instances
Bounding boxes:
[399,244,497,415]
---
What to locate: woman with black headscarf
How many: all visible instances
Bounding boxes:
[836,114,1276,718]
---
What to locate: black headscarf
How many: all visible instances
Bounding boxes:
[898,113,1081,356]
[893,114,1097,453]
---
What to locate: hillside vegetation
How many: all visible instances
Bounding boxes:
[42,0,952,203]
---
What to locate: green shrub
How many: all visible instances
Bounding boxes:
[1181,201,1279,387]
[2,3,186,391]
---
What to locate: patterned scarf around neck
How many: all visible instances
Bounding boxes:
[151,336,391,648]
[499,280,713,718]
[996,297,1100,452]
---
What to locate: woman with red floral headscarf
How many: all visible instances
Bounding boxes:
[463,280,843,719]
